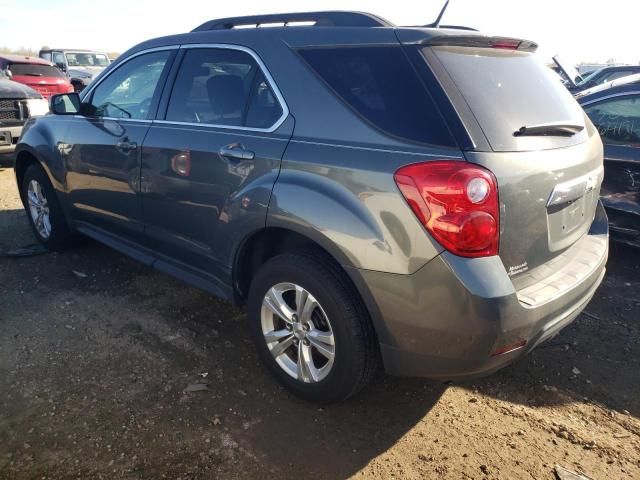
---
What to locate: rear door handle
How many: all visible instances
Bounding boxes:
[219,143,255,161]
[116,140,138,154]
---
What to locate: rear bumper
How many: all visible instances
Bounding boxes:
[362,201,609,380]
[0,125,23,154]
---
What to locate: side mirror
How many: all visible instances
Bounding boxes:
[55,62,67,72]
[4,68,12,79]
[50,93,81,115]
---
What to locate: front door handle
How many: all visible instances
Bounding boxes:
[219,143,255,161]
[116,140,138,154]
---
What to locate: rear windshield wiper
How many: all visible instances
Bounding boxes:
[514,122,584,137]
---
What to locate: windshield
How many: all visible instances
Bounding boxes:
[65,52,109,67]
[8,63,65,78]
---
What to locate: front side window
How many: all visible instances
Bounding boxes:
[166,48,283,129]
[583,95,640,146]
[298,46,456,146]
[52,52,65,67]
[89,50,171,120]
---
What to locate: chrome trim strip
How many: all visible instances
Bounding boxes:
[81,45,180,101]
[81,43,289,134]
[71,115,152,124]
[546,166,604,207]
[174,43,289,133]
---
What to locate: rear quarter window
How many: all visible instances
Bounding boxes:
[298,46,456,147]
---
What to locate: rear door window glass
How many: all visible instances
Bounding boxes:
[166,48,283,129]
[298,46,456,146]
[583,95,640,146]
[429,46,587,151]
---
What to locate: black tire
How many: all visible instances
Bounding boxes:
[21,163,72,251]
[248,250,380,403]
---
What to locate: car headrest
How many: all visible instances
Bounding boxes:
[206,75,244,115]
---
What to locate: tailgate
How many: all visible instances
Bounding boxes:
[408,34,605,276]
[464,136,603,276]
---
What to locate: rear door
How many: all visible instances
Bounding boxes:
[141,46,292,291]
[64,48,175,246]
[582,93,640,241]
[405,36,603,277]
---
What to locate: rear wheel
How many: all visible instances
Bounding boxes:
[248,250,379,403]
[21,164,72,251]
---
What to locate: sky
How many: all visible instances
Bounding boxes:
[0,0,638,64]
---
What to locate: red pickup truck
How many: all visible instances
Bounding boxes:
[0,54,73,99]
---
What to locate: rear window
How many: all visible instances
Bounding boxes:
[9,63,65,78]
[429,46,587,152]
[298,46,456,147]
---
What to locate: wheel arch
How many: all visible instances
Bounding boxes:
[232,226,392,346]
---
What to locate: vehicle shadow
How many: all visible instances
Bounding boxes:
[463,241,640,419]
[0,153,15,169]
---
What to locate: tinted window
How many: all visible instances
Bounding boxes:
[583,95,640,146]
[299,46,455,146]
[430,46,587,151]
[90,50,171,120]
[166,48,281,129]
[245,73,283,128]
[8,63,65,78]
[601,71,634,84]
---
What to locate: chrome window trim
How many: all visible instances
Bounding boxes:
[164,43,289,133]
[72,115,153,124]
[80,46,180,103]
[81,43,289,133]
[580,90,640,107]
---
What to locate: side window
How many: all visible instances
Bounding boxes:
[602,71,633,84]
[298,46,456,146]
[583,95,640,146]
[89,50,171,120]
[245,72,283,128]
[52,52,65,67]
[166,48,283,129]
[41,52,52,62]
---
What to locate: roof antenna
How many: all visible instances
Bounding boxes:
[427,0,450,28]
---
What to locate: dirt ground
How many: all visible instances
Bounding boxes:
[0,154,638,480]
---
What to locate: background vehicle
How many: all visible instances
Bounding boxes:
[15,11,608,403]
[39,48,111,92]
[0,54,73,99]
[555,55,640,93]
[0,72,48,154]
[578,74,640,247]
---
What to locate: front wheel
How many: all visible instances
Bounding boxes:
[21,163,72,251]
[248,250,379,403]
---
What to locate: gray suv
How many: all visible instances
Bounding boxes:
[15,12,608,403]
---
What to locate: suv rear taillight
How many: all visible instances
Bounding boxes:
[394,161,499,258]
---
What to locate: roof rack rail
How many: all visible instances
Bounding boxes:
[192,11,394,32]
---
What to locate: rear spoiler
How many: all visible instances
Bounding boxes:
[423,35,538,52]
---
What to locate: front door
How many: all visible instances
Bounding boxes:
[141,46,292,292]
[64,49,175,245]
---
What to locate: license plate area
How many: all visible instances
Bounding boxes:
[547,189,598,252]
[0,131,11,146]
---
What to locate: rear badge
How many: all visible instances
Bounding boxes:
[508,261,529,277]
